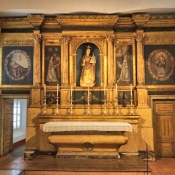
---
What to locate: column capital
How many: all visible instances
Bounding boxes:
[61,35,71,43]
[135,30,145,42]
[106,35,114,42]
[33,33,42,43]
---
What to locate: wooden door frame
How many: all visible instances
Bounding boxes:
[0,94,29,156]
[149,95,175,157]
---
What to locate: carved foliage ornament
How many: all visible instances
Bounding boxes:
[61,35,71,43]
[115,39,132,45]
[144,37,175,44]
[57,15,119,20]
[44,39,62,45]
[0,17,28,22]
[33,34,42,43]
[135,32,145,42]
[106,35,114,42]
[3,39,34,45]
[150,16,175,21]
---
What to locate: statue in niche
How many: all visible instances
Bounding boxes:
[80,45,96,87]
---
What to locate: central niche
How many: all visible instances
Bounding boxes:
[76,42,100,87]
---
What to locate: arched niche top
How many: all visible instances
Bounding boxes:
[70,37,106,55]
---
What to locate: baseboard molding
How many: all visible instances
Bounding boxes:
[13,139,25,149]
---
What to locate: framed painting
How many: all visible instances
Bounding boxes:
[44,46,61,86]
[46,91,60,105]
[116,45,133,86]
[118,91,134,106]
[73,91,104,105]
[1,46,33,85]
[145,45,175,85]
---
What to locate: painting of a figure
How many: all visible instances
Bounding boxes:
[76,43,100,87]
[118,91,133,106]
[155,54,167,77]
[45,46,61,85]
[2,46,33,85]
[46,92,60,105]
[116,45,132,86]
[73,91,104,104]
[145,45,175,85]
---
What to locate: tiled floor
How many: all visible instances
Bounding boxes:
[0,145,175,175]
[149,158,175,175]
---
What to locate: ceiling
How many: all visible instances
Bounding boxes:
[0,0,175,17]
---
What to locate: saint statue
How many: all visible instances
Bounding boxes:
[80,45,96,87]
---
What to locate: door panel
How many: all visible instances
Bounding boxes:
[153,100,175,157]
[3,99,13,155]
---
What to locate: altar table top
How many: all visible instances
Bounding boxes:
[43,122,132,132]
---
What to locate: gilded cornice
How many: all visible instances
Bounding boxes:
[27,14,44,27]
[114,17,135,28]
[145,15,175,27]
[0,17,33,28]
[132,14,150,27]
[42,16,62,29]
[56,15,119,28]
[1,14,175,30]
[132,14,175,27]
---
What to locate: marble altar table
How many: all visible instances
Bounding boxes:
[43,121,132,158]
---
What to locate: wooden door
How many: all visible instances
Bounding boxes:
[153,100,175,157]
[3,99,13,155]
